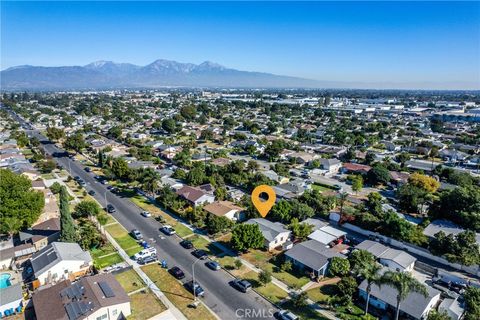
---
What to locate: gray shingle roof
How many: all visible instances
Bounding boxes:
[355,240,416,269]
[359,279,440,319]
[245,218,290,242]
[30,242,92,276]
[0,283,23,305]
[285,240,343,271]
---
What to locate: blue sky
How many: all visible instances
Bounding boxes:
[1,1,479,88]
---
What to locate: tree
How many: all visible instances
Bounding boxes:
[59,186,77,242]
[350,250,381,315]
[430,186,480,231]
[328,257,350,277]
[351,175,363,194]
[429,230,480,266]
[180,105,197,120]
[108,126,122,139]
[379,271,428,320]
[464,286,480,320]
[77,218,104,250]
[427,310,451,320]
[291,291,308,308]
[50,181,62,194]
[74,200,101,218]
[186,165,207,186]
[280,260,292,272]
[270,199,292,222]
[39,159,56,173]
[337,276,358,304]
[46,127,65,141]
[397,184,428,213]
[162,118,177,133]
[0,169,45,234]
[258,270,272,286]
[367,163,390,186]
[206,214,234,234]
[111,157,130,180]
[230,224,264,252]
[408,173,440,193]
[366,192,384,216]
[289,218,314,241]
[64,132,86,152]
[290,200,315,221]
[234,259,243,270]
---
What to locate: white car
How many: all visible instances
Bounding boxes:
[161,225,176,236]
[141,211,151,218]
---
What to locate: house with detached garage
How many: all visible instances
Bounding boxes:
[27,242,93,288]
[285,240,344,278]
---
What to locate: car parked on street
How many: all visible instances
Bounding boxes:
[141,211,151,218]
[275,310,299,320]
[169,266,185,280]
[137,255,157,265]
[160,225,176,236]
[185,280,205,297]
[231,279,252,293]
[192,249,208,260]
[131,229,143,240]
[205,261,221,271]
[106,204,116,213]
[88,190,96,196]
[180,240,193,249]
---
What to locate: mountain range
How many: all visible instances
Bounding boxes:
[1,59,324,90]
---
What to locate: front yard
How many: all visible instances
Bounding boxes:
[104,222,143,256]
[128,289,167,320]
[141,264,216,320]
[241,270,288,303]
[114,268,145,293]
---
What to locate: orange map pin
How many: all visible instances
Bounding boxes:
[251,185,276,217]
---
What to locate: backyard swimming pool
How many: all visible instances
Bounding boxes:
[0,273,12,289]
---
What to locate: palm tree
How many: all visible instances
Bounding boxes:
[379,271,428,320]
[356,261,382,315]
[339,192,348,215]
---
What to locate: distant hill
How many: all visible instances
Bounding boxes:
[0,59,324,90]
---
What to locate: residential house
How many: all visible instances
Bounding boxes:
[307,226,347,246]
[319,158,342,175]
[355,240,416,272]
[19,218,61,251]
[405,159,440,172]
[423,220,480,245]
[288,152,318,165]
[262,170,289,184]
[27,242,93,287]
[176,185,215,207]
[359,277,440,320]
[32,273,131,320]
[0,284,23,317]
[285,240,344,278]
[245,218,291,251]
[203,201,245,221]
[438,297,465,320]
[273,179,310,199]
[342,163,372,175]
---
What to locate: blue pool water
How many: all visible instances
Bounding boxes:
[0,273,12,289]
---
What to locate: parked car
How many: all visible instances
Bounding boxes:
[155,216,166,223]
[106,204,116,213]
[180,240,193,249]
[84,167,91,172]
[160,225,176,236]
[133,247,157,260]
[169,266,185,280]
[275,310,299,320]
[192,249,208,260]
[88,190,96,196]
[74,176,81,181]
[138,255,157,265]
[107,185,114,190]
[185,280,205,297]
[333,184,343,191]
[205,261,221,271]
[231,279,252,293]
[101,180,108,185]
[141,211,151,218]
[131,229,143,240]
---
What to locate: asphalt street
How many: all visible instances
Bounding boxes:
[7,110,278,320]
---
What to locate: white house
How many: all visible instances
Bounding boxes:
[319,158,342,175]
[355,240,416,272]
[245,218,291,251]
[176,185,215,207]
[29,242,93,287]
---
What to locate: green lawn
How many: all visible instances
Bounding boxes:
[90,243,116,259]
[41,173,55,180]
[114,269,145,293]
[128,289,167,320]
[306,284,338,303]
[186,235,223,255]
[312,184,335,193]
[174,223,194,237]
[105,223,142,253]
[261,262,310,290]
[141,264,216,320]
[125,246,143,257]
[93,253,123,269]
[242,271,288,304]
[241,249,272,268]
